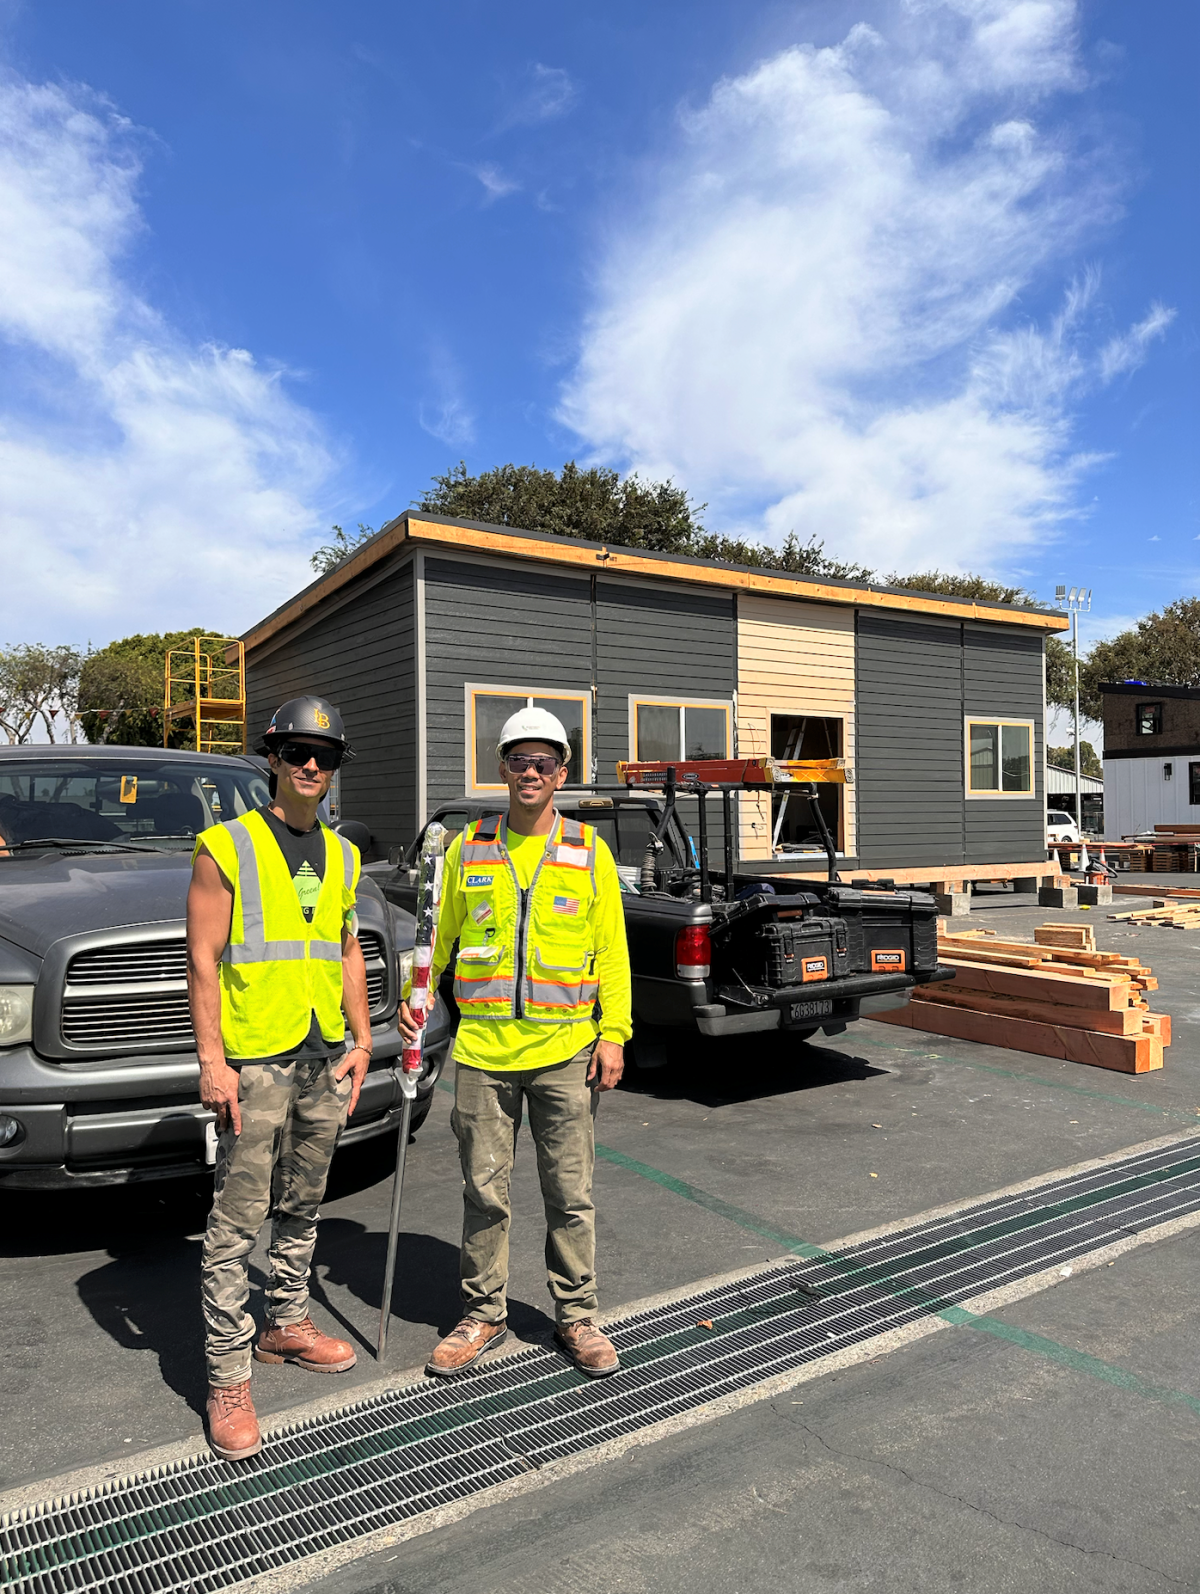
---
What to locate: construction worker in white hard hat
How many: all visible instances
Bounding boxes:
[400,704,632,1379]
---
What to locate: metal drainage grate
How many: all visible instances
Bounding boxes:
[4,1137,1198,1594]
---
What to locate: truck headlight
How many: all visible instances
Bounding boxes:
[397,950,414,993]
[0,985,34,1046]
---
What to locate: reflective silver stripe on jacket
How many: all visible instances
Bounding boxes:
[220,817,345,966]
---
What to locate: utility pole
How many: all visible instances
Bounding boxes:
[1055,585,1092,833]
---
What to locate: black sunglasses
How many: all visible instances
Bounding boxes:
[276,741,342,771]
[504,753,561,776]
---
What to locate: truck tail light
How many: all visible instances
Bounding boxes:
[675,924,711,980]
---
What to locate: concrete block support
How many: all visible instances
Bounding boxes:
[1075,883,1113,906]
[935,892,972,916]
[1038,885,1079,909]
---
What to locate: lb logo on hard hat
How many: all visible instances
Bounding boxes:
[314,709,331,728]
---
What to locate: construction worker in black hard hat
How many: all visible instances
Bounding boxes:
[187,695,371,1462]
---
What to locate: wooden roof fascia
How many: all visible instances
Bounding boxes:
[241,511,1068,655]
[404,517,1069,632]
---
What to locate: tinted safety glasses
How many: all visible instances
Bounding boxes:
[504,753,561,776]
[276,741,343,771]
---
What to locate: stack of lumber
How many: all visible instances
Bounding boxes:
[867,923,1168,1074]
[1109,899,1200,930]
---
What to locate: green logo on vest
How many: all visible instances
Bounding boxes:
[294,859,321,922]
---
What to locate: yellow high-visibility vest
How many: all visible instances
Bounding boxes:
[195,811,359,1059]
[452,812,599,1023]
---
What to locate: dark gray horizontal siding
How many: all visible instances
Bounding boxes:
[854,614,1047,870]
[595,580,735,783]
[245,561,417,859]
[855,615,965,869]
[963,625,1045,864]
[424,558,592,804]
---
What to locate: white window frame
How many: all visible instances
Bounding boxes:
[627,695,734,763]
[965,717,1036,799]
[464,683,590,796]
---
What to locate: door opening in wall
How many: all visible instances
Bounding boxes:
[770,714,843,852]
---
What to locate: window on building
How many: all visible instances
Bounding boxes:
[630,698,732,763]
[1190,764,1200,806]
[1137,702,1163,736]
[466,686,588,791]
[966,720,1034,796]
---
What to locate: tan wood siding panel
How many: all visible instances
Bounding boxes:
[737,594,856,860]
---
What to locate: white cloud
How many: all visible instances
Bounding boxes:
[418,345,475,448]
[0,75,338,645]
[561,0,1170,573]
[498,64,579,130]
[470,161,521,202]
[1098,303,1175,383]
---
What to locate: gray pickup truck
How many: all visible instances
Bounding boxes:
[377,789,947,1064]
[0,744,448,1188]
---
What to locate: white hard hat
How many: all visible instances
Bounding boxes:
[496,706,572,764]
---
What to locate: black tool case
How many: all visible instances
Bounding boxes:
[815,885,940,976]
[751,916,851,987]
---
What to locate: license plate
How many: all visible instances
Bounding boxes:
[788,999,833,1022]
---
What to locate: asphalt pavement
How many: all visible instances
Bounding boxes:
[3,886,1200,1591]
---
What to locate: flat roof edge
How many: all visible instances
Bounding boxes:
[241,511,1068,653]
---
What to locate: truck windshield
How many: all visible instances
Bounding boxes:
[0,759,270,852]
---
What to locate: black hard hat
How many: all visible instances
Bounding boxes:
[257,696,354,758]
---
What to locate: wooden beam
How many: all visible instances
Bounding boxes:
[936,959,1135,1009]
[779,860,1063,886]
[915,984,1148,1035]
[869,1001,1164,1073]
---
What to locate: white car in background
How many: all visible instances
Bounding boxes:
[1046,810,1081,845]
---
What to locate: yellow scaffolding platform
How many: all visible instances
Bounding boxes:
[164,636,247,755]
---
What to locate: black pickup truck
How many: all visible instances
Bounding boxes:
[373,787,949,1061]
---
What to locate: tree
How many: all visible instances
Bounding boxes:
[78,630,222,747]
[414,462,876,582]
[310,524,375,575]
[1077,598,1200,721]
[0,645,83,743]
[1047,741,1102,779]
[885,570,1041,606]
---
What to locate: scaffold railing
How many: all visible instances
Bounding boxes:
[163,636,246,755]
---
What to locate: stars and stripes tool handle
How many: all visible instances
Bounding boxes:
[378,822,446,1360]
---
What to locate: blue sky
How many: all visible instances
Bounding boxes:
[0,0,1195,655]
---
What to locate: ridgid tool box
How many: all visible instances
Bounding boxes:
[816,885,940,977]
[751,916,851,986]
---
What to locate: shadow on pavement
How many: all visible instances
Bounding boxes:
[622,1033,888,1108]
[312,1220,555,1356]
[0,1176,213,1259]
[76,1235,210,1417]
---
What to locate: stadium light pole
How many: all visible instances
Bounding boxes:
[1055,585,1092,834]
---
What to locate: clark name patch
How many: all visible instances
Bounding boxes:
[552,895,580,916]
[465,875,493,887]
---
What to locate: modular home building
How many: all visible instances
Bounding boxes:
[240,514,1068,889]
[1101,681,1200,837]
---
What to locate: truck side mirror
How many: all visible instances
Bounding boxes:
[332,819,372,853]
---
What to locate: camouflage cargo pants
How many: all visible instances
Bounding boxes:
[202,1056,351,1385]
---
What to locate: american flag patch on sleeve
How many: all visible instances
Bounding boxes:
[552,895,580,916]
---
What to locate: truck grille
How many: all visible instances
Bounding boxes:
[359,930,389,1009]
[58,932,391,1053]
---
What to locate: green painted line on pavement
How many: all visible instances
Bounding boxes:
[593,1139,1200,1419]
[434,1077,1200,1418]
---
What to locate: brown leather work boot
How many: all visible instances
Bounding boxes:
[554,1319,620,1378]
[254,1316,356,1373]
[206,1380,262,1461]
[425,1317,508,1378]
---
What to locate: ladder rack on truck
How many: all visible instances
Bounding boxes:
[616,756,850,898]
